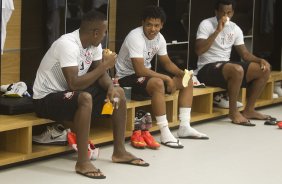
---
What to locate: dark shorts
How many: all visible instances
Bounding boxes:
[118,73,171,98]
[33,85,107,121]
[197,61,250,89]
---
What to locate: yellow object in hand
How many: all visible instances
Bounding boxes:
[101,100,114,115]
[182,69,193,87]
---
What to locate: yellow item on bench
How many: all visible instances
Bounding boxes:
[101,100,114,115]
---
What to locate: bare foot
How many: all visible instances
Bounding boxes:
[242,110,269,120]
[112,151,148,165]
[75,161,105,178]
[229,111,249,124]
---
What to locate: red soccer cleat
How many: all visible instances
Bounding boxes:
[142,130,160,149]
[130,130,147,149]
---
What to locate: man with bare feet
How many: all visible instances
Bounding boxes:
[194,0,275,126]
[33,10,148,179]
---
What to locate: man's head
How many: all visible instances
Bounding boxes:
[141,6,166,40]
[214,0,235,20]
[80,10,107,47]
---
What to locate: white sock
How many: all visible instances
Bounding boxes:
[156,115,177,143]
[178,107,208,138]
[179,107,191,127]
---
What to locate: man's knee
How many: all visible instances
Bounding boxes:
[78,92,92,108]
[224,64,244,80]
[147,78,165,93]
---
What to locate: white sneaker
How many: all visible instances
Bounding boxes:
[33,124,67,145]
[192,75,205,88]
[213,93,243,108]
[2,82,28,97]
[274,85,282,97]
[273,93,279,99]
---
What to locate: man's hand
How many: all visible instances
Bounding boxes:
[107,87,120,109]
[259,59,271,72]
[102,49,117,70]
[165,77,176,94]
[217,16,229,32]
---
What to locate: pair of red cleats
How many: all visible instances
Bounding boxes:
[131,130,160,149]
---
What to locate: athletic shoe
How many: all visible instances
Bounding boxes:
[32,124,68,145]
[141,130,160,149]
[67,129,99,160]
[130,130,146,149]
[274,85,282,97]
[192,76,205,88]
[2,81,28,97]
[135,110,152,130]
[213,93,243,108]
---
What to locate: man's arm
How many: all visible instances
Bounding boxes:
[62,52,117,91]
[195,16,227,56]
[132,58,171,82]
[158,55,183,77]
[235,44,270,71]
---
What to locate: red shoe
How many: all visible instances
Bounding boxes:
[142,130,160,149]
[131,130,146,149]
[277,121,282,129]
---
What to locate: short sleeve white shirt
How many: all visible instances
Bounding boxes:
[195,17,244,74]
[33,29,102,99]
[115,27,167,79]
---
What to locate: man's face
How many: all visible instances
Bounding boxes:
[215,4,234,20]
[92,21,108,47]
[142,18,163,40]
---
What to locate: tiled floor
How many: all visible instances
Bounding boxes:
[1,104,282,184]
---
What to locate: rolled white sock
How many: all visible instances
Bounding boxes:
[156,115,177,143]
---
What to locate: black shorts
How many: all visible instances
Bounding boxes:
[118,74,171,98]
[33,85,107,121]
[197,61,250,89]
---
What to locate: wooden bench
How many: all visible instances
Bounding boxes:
[1,71,282,167]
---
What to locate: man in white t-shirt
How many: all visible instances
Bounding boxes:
[33,10,149,179]
[116,6,209,149]
[1,0,14,54]
[195,0,275,126]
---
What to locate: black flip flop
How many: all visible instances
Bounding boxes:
[76,169,106,179]
[231,120,256,126]
[161,140,184,149]
[115,158,150,167]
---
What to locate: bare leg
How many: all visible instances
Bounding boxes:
[242,62,271,119]
[74,92,105,177]
[111,87,148,165]
[222,64,249,123]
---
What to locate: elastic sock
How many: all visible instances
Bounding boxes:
[179,107,191,127]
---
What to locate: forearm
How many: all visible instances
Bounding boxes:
[195,30,220,55]
[136,67,170,82]
[65,63,108,90]
[162,62,182,75]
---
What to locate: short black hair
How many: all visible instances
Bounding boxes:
[81,10,107,23]
[214,0,236,10]
[142,5,166,23]
[80,10,107,32]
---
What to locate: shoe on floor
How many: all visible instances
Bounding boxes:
[32,124,67,145]
[274,85,282,97]
[177,126,209,139]
[141,130,160,149]
[213,93,243,108]
[131,130,146,149]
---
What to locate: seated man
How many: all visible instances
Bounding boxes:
[115,5,208,149]
[194,0,273,126]
[33,10,149,179]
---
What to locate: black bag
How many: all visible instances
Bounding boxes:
[0,96,34,115]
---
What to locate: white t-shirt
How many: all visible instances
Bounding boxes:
[33,29,103,99]
[194,16,244,74]
[115,26,167,79]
